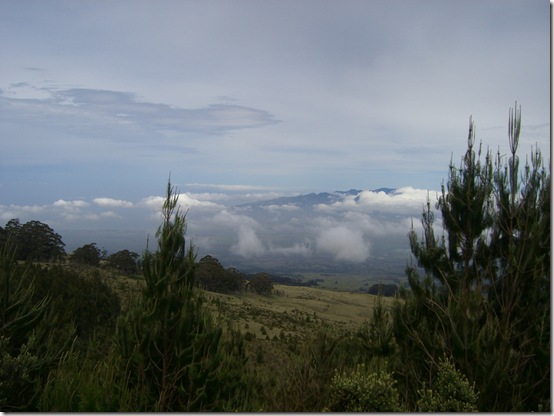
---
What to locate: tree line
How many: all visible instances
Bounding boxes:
[0,221,141,275]
[0,103,549,411]
[0,219,274,296]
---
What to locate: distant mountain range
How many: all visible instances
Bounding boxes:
[238,188,396,209]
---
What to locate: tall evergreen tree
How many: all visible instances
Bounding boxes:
[116,179,250,411]
[394,103,550,411]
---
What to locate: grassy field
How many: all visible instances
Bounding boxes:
[204,284,394,340]
[104,271,396,358]
[105,272,395,339]
[100,272,398,410]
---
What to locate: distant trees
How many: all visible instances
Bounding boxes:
[105,250,140,275]
[0,219,65,262]
[393,103,550,411]
[367,283,398,297]
[195,255,245,294]
[70,243,102,267]
[249,272,274,296]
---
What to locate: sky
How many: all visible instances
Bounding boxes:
[0,0,550,257]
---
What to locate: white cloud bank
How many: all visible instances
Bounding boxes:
[0,186,440,264]
[93,198,134,208]
[316,226,370,263]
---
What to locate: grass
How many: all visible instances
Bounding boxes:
[205,284,395,340]
[73,266,396,342]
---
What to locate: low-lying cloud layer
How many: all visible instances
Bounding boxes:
[0,186,441,273]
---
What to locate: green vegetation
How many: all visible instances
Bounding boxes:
[249,272,274,296]
[195,255,245,293]
[327,365,402,412]
[105,249,140,275]
[0,104,549,411]
[115,180,251,411]
[0,219,65,261]
[70,243,102,267]
[394,104,549,411]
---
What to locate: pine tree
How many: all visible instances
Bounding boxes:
[116,179,251,411]
[394,103,550,411]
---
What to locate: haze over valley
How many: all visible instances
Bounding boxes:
[51,186,435,282]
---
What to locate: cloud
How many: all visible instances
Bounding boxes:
[269,242,311,257]
[81,210,120,221]
[93,197,134,208]
[315,187,438,215]
[262,204,299,212]
[139,193,222,216]
[0,204,47,222]
[139,196,166,211]
[316,225,370,263]
[0,184,444,272]
[177,193,221,210]
[211,210,265,257]
[231,225,266,258]
[0,86,280,137]
[52,199,89,209]
[50,199,97,222]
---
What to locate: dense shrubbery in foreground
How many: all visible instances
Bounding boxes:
[0,104,549,411]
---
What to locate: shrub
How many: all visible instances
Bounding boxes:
[417,356,478,412]
[326,364,402,412]
[0,335,40,411]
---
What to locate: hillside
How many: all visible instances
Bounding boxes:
[205,284,391,339]
[106,274,391,339]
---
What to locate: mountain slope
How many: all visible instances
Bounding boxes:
[237,188,395,209]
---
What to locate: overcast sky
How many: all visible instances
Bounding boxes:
[0,0,550,246]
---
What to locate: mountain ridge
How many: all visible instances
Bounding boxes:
[237,187,396,209]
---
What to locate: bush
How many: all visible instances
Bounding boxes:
[326,364,402,412]
[26,264,120,355]
[0,335,40,411]
[417,356,478,412]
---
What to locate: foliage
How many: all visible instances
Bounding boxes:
[70,243,102,267]
[195,255,245,293]
[394,104,550,411]
[116,179,253,411]
[417,356,478,412]
[38,347,133,412]
[367,282,398,296]
[0,242,50,355]
[0,242,70,410]
[105,249,140,275]
[0,335,40,410]
[249,272,274,296]
[260,323,351,412]
[26,264,120,355]
[1,219,66,262]
[326,364,402,412]
[358,294,397,359]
